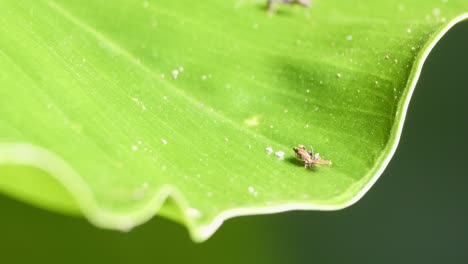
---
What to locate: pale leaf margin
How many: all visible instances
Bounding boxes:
[0,14,467,242]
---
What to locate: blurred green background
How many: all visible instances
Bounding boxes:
[1,21,467,264]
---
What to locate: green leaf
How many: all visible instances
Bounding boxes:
[0,0,466,241]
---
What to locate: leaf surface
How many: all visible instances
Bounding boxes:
[0,0,466,241]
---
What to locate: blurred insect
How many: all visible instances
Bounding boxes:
[293,145,332,168]
[267,0,311,13]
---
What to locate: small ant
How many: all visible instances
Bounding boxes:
[293,145,332,168]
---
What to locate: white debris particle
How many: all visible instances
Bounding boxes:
[131,97,146,110]
[161,139,167,145]
[172,69,179,79]
[346,35,353,41]
[248,186,255,193]
[143,182,149,188]
[244,116,259,126]
[207,192,213,197]
[433,8,441,16]
[305,123,310,128]
[407,28,412,33]
[132,145,138,151]
[275,151,285,158]
[269,124,274,129]
[163,96,168,100]
[306,89,310,93]
[201,75,207,80]
[411,47,416,51]
[198,103,204,108]
[179,66,184,72]
[137,140,142,145]
[265,146,273,153]
[187,208,201,218]
[224,137,229,142]
[336,73,342,78]
[284,109,288,114]
[160,74,165,79]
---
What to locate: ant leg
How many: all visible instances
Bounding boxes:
[308,146,314,157]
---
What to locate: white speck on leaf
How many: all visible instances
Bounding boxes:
[244,116,259,126]
[172,69,179,79]
[346,35,353,41]
[161,139,167,145]
[336,73,342,78]
[275,151,285,159]
[132,97,147,110]
[132,145,138,151]
[187,208,201,218]
[266,146,273,153]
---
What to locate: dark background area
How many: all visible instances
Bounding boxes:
[0,21,467,264]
